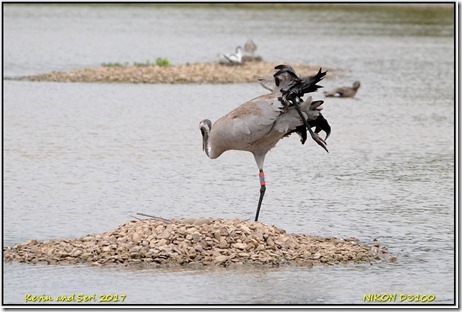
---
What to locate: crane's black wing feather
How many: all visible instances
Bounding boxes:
[275,65,330,147]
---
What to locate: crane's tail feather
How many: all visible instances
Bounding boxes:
[273,65,327,108]
[299,68,327,95]
[282,98,331,145]
[272,64,331,149]
[283,116,331,145]
[273,64,299,88]
[310,99,324,110]
[311,114,331,141]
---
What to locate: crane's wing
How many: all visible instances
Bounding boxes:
[281,98,330,143]
[211,93,285,149]
[280,68,326,97]
[256,65,298,93]
[297,68,327,95]
[229,96,282,136]
[257,76,277,92]
[273,64,299,90]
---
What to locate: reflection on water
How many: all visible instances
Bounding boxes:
[3,4,455,305]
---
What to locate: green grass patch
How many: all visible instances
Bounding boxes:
[102,57,170,68]
[101,62,128,68]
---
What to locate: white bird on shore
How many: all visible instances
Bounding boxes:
[218,46,243,65]
[199,65,330,221]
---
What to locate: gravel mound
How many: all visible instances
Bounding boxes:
[3,218,395,268]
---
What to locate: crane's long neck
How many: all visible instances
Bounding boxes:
[199,119,212,158]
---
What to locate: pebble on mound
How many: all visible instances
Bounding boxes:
[18,61,336,84]
[3,218,395,268]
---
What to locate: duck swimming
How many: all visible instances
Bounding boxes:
[324,81,361,98]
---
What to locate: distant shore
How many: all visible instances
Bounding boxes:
[18,61,338,84]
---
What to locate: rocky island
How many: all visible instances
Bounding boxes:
[4,217,395,268]
[18,61,338,84]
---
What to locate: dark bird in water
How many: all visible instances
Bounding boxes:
[324,81,361,98]
[199,64,331,221]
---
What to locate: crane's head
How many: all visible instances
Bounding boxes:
[199,119,212,157]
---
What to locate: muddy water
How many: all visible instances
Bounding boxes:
[3,4,455,305]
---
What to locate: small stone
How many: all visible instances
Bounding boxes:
[191,233,201,243]
[313,252,321,260]
[181,218,196,225]
[193,218,208,226]
[232,243,247,250]
[239,225,251,234]
[214,255,228,263]
[194,244,204,253]
[219,238,228,248]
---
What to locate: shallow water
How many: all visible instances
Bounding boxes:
[3,4,455,306]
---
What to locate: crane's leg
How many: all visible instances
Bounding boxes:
[292,101,328,153]
[254,169,266,221]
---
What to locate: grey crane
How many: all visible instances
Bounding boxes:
[199,65,330,221]
[324,81,361,98]
[243,39,257,57]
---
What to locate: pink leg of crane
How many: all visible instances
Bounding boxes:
[254,169,266,221]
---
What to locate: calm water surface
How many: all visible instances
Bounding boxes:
[3,4,455,305]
